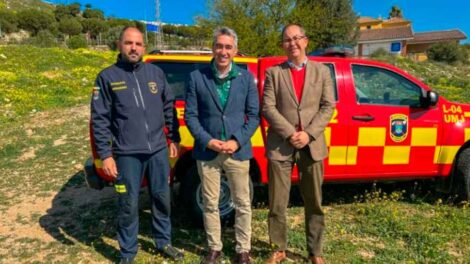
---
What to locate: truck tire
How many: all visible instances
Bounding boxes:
[180,164,254,226]
[83,157,104,190]
[455,148,470,201]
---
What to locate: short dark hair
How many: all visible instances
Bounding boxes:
[281,23,306,40]
[118,26,143,41]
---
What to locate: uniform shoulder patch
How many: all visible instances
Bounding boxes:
[92,86,100,100]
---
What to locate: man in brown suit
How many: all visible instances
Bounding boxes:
[262,24,335,264]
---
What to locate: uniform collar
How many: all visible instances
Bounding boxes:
[115,54,144,72]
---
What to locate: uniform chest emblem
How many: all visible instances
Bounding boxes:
[148,82,158,94]
[390,114,408,142]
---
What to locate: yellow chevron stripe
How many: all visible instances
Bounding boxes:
[434,146,459,164]
[250,127,264,147]
[144,55,257,64]
[94,158,102,169]
[465,128,470,142]
[325,127,331,147]
[383,146,410,164]
[411,128,437,146]
[358,127,386,146]
[347,146,358,165]
[178,126,264,147]
[328,146,347,165]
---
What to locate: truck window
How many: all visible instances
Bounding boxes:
[352,64,423,107]
[323,63,338,101]
[151,62,248,100]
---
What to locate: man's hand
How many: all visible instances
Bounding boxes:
[207,139,225,152]
[102,157,118,179]
[221,139,239,154]
[289,131,310,149]
[169,142,180,158]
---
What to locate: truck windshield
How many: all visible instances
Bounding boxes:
[151,62,248,100]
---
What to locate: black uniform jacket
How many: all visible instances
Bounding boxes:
[91,55,180,159]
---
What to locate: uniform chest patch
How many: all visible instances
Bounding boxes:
[148,82,158,94]
[390,114,408,142]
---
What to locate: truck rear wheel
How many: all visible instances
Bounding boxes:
[454,148,470,201]
[180,164,253,226]
[83,157,104,190]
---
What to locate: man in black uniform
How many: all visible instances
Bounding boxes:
[91,26,183,264]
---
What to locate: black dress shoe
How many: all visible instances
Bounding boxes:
[157,244,184,261]
[236,251,251,264]
[200,250,222,264]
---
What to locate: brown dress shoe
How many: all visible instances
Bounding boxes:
[265,250,286,264]
[308,255,325,264]
[236,251,251,264]
[200,250,222,264]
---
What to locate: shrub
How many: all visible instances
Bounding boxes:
[59,18,83,36]
[67,35,87,49]
[0,10,19,34]
[103,26,122,50]
[428,42,468,64]
[17,9,55,36]
[29,30,57,48]
[370,47,391,58]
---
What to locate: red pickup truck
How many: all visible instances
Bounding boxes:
[85,51,470,223]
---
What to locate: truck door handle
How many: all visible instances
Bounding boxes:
[352,115,375,121]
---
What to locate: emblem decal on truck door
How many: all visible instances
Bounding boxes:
[390,114,408,142]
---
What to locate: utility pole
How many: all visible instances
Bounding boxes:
[155,0,162,48]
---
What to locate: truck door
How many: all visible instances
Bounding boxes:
[342,63,442,180]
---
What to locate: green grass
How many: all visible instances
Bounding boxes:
[0,45,115,124]
[0,46,469,263]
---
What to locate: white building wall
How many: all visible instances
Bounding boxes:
[362,42,393,56]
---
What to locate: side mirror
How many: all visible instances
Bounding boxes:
[420,90,439,108]
[427,91,439,107]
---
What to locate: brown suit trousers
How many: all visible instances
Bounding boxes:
[262,60,335,256]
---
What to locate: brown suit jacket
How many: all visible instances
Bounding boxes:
[262,60,336,161]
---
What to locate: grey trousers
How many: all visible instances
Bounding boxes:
[268,148,325,256]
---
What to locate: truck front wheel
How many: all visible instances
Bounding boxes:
[180,164,253,226]
[455,148,470,201]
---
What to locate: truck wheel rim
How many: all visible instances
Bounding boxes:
[196,176,234,216]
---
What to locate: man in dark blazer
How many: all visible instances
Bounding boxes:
[262,24,335,264]
[184,27,260,264]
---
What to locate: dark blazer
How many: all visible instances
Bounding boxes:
[262,60,335,161]
[184,65,260,161]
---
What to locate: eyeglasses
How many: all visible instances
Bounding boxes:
[282,35,307,44]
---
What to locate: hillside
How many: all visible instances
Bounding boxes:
[0,45,115,124]
[0,46,469,263]
[0,0,53,11]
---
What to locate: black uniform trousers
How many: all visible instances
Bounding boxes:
[114,147,172,258]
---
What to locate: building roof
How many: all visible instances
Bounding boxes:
[358,16,382,24]
[383,17,410,24]
[358,27,414,42]
[408,29,467,44]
